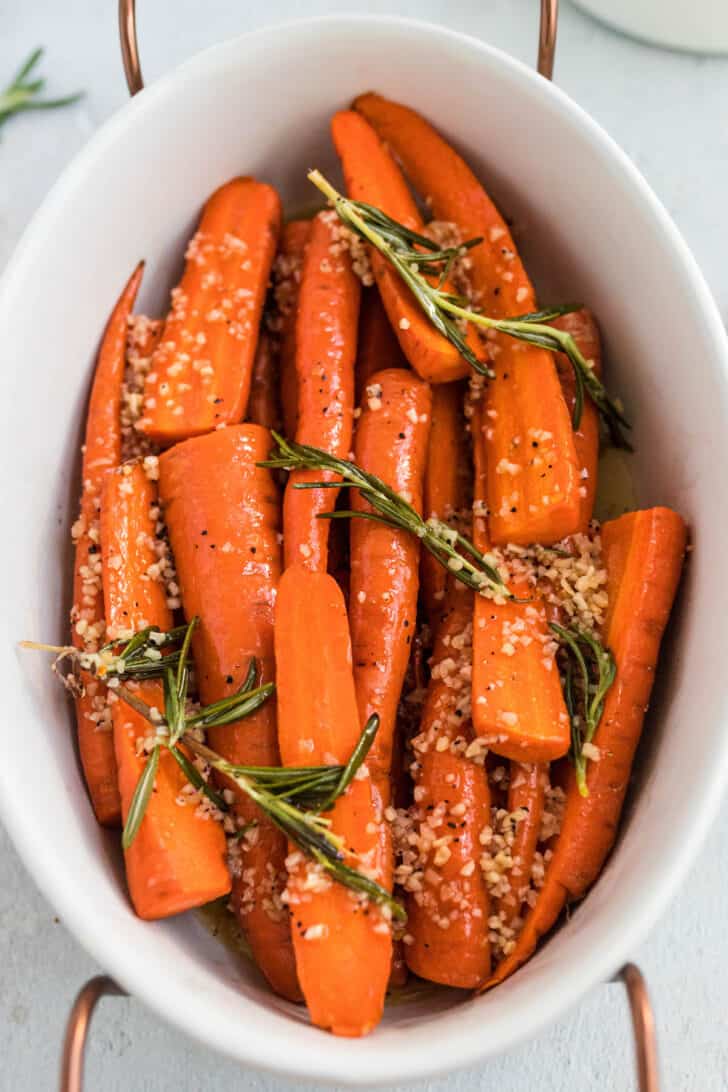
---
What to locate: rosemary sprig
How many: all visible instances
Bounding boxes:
[185,733,404,922]
[261,432,514,601]
[550,622,616,797]
[1,48,83,132]
[309,170,631,448]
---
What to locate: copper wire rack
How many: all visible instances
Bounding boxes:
[58,2,659,1088]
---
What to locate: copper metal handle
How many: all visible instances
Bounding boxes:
[60,976,127,1092]
[117,0,559,94]
[60,961,658,1090]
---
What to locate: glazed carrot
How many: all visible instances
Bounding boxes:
[283,211,359,571]
[331,109,475,384]
[349,368,432,800]
[356,288,408,400]
[158,425,300,1002]
[275,567,391,1037]
[552,309,602,531]
[481,506,687,988]
[140,178,281,444]
[421,381,468,628]
[354,94,581,545]
[470,401,571,763]
[71,262,144,826]
[247,330,281,431]
[496,763,546,927]
[100,463,230,919]
[405,590,491,988]
[275,219,311,439]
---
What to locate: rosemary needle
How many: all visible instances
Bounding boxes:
[549,622,616,797]
[261,432,515,602]
[0,48,83,132]
[308,169,631,449]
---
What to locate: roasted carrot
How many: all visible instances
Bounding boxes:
[283,211,359,571]
[247,329,281,431]
[481,506,687,988]
[158,424,301,1002]
[331,109,475,384]
[421,381,468,628]
[71,262,144,826]
[405,589,491,988]
[275,566,391,1037]
[356,288,408,400]
[496,763,546,928]
[100,463,230,919]
[140,178,281,444]
[470,400,571,763]
[275,219,311,440]
[552,309,602,531]
[349,368,432,800]
[354,93,581,545]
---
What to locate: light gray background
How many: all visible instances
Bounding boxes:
[1,2,727,1089]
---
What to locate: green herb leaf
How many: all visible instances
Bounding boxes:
[316,713,379,812]
[122,745,160,849]
[549,622,616,796]
[1,48,83,132]
[261,432,515,602]
[167,745,228,812]
[308,170,631,448]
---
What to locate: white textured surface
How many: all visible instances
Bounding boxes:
[1,2,727,1089]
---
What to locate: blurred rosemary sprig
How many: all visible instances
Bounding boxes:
[550,622,616,797]
[260,432,514,602]
[0,48,83,132]
[308,169,631,448]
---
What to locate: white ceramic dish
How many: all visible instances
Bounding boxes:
[1,14,727,1086]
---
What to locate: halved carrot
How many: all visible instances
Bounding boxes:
[331,109,473,384]
[470,401,571,763]
[140,178,281,444]
[421,381,468,628]
[71,262,144,826]
[356,288,408,400]
[406,589,491,988]
[552,309,602,531]
[275,219,311,439]
[158,424,301,1002]
[283,211,359,571]
[275,566,391,1037]
[354,93,581,545]
[496,763,546,927]
[481,506,687,988]
[100,462,230,919]
[349,368,432,800]
[247,330,280,431]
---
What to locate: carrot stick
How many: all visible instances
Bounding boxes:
[356,288,408,400]
[552,309,602,531]
[71,262,145,825]
[481,506,687,988]
[247,329,281,431]
[275,219,311,440]
[421,381,468,628]
[405,589,491,987]
[496,763,546,927]
[100,463,230,919]
[282,211,359,571]
[158,424,301,1002]
[354,93,581,545]
[331,109,476,384]
[349,368,432,800]
[140,178,281,444]
[275,566,391,1037]
[470,401,571,763]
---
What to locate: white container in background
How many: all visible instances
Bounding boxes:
[573,0,728,54]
